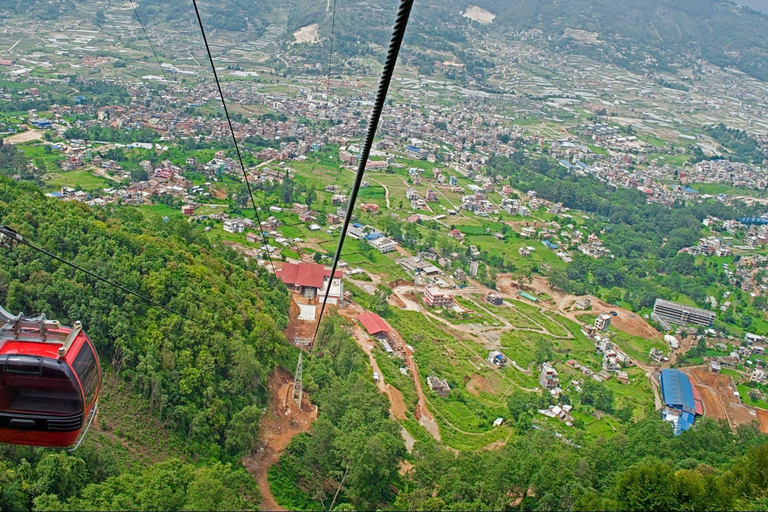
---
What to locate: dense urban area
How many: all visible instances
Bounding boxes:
[2,0,768,510]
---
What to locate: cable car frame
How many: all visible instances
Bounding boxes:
[0,304,100,450]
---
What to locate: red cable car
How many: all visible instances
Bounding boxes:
[0,305,100,449]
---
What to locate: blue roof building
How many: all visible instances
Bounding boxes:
[660,369,701,434]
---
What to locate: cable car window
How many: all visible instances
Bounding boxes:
[6,355,41,374]
[0,357,81,415]
[72,341,98,405]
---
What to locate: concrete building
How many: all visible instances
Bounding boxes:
[653,299,715,327]
[424,285,453,308]
[370,237,396,253]
[539,363,559,391]
[223,218,245,233]
[594,313,612,331]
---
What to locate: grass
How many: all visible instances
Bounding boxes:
[45,169,112,191]
[737,385,768,410]
[610,329,666,363]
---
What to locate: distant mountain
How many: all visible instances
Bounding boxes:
[282,0,768,81]
[737,0,768,13]
[3,0,767,82]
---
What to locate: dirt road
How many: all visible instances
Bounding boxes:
[242,368,317,512]
[3,129,43,145]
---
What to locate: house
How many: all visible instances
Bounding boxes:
[423,285,453,307]
[616,371,630,384]
[426,189,438,202]
[279,262,344,305]
[539,363,559,391]
[358,311,391,340]
[454,269,467,283]
[573,298,591,310]
[486,293,503,306]
[370,237,396,253]
[450,229,464,241]
[427,375,450,397]
[487,350,507,367]
[181,204,195,215]
[246,232,261,244]
[360,203,380,214]
[595,313,612,331]
[223,218,245,233]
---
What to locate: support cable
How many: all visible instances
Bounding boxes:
[311,0,414,347]
[324,0,339,121]
[128,0,170,82]
[0,226,200,325]
[190,0,278,276]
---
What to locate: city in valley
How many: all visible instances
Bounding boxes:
[2,0,768,510]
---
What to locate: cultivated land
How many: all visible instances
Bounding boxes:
[4,0,768,509]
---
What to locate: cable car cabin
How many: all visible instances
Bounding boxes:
[0,305,100,448]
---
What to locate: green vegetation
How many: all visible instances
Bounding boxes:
[269,316,404,510]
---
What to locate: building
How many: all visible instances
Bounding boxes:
[539,363,559,391]
[426,189,438,202]
[427,375,450,397]
[594,313,612,331]
[487,350,507,367]
[279,262,344,305]
[709,360,721,373]
[486,293,503,306]
[360,203,380,214]
[370,237,396,253]
[660,369,703,435]
[423,285,453,307]
[573,298,591,310]
[358,312,391,340]
[223,218,245,233]
[653,299,715,327]
[181,204,195,215]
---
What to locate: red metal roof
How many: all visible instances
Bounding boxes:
[279,262,342,289]
[358,311,391,335]
[690,381,704,416]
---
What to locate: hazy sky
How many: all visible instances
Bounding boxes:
[738,0,768,13]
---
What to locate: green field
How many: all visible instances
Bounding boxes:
[45,170,112,191]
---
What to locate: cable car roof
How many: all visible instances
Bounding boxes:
[0,304,85,362]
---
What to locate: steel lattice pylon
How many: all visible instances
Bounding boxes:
[292,351,303,407]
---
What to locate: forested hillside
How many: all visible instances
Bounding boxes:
[284,0,768,81]
[0,141,294,509]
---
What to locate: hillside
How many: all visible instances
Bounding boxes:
[3,0,766,81]
[283,0,768,81]
[0,142,293,508]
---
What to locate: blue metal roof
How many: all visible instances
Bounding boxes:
[678,412,695,433]
[660,369,696,415]
[405,145,421,152]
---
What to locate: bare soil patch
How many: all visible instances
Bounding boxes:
[3,129,42,144]
[242,367,317,512]
[685,367,767,432]
[293,24,319,44]
[466,373,490,396]
[388,384,408,420]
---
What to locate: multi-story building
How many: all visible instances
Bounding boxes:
[424,285,453,307]
[539,363,559,391]
[653,299,715,327]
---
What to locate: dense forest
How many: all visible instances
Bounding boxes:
[0,137,297,509]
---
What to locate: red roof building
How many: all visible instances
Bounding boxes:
[358,312,391,337]
[279,262,343,304]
